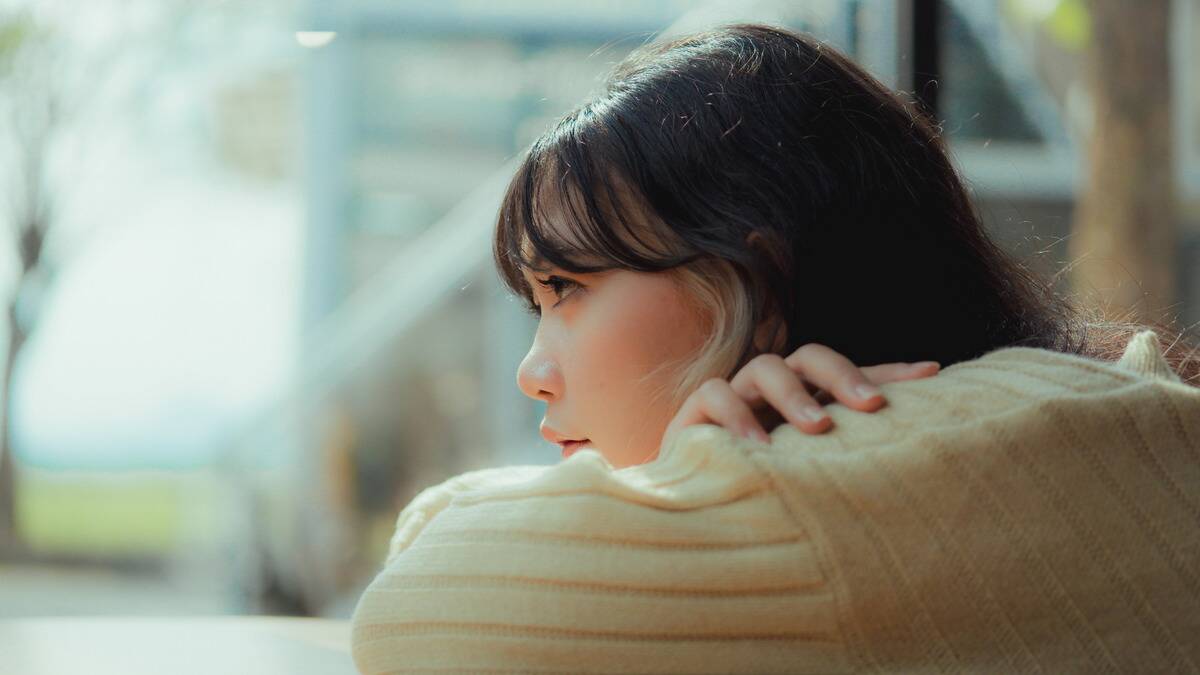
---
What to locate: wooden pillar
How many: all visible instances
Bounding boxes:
[1070,0,1175,322]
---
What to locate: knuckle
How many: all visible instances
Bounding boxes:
[698,378,729,397]
[795,342,828,357]
[745,353,781,373]
[787,342,828,365]
[748,353,787,372]
[750,352,784,365]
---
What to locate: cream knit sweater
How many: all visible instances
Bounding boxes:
[351,331,1200,674]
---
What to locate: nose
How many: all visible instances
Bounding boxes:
[517,342,563,403]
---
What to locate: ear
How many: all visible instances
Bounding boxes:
[753,311,788,355]
[745,230,788,355]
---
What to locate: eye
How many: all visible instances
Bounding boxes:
[538,275,578,298]
[531,274,581,313]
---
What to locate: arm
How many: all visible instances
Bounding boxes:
[350,425,844,675]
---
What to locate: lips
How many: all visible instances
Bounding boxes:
[560,439,590,459]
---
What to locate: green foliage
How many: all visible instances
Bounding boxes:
[1004,0,1091,52]
[18,473,185,557]
[0,11,36,79]
[1046,0,1090,51]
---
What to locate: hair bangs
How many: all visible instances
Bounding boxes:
[494,114,698,307]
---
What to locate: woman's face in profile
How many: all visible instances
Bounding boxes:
[516,264,710,468]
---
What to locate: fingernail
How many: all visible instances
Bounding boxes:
[800,406,828,423]
[913,361,940,370]
[855,384,882,400]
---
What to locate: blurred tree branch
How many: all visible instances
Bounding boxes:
[0,8,55,558]
[0,1,200,559]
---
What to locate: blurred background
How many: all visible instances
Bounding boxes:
[0,0,1194,620]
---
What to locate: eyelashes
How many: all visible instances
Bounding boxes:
[526,275,581,316]
[538,275,578,297]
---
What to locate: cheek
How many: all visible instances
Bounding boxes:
[568,278,708,464]
[575,282,704,388]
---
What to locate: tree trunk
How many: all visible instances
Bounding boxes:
[1070,0,1175,322]
[0,300,26,558]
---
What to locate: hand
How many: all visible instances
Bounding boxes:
[661,343,940,446]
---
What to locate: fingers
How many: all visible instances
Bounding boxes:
[673,378,771,443]
[729,354,832,434]
[659,346,943,451]
[860,361,941,385]
[782,344,887,412]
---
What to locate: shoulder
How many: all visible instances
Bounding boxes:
[350,426,828,673]
[743,331,1200,671]
[783,330,1194,452]
[378,424,777,567]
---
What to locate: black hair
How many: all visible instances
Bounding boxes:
[494,23,1198,381]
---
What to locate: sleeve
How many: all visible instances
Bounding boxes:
[745,333,1200,673]
[349,424,846,675]
[382,464,550,568]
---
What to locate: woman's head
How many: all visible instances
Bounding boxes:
[494,24,1077,467]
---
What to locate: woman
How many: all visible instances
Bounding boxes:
[491,24,1195,469]
[351,24,1200,673]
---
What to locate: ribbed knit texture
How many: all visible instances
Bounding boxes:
[350,331,1200,674]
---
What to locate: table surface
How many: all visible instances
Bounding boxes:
[0,616,355,674]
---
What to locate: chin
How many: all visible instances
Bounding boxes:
[607,449,658,469]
